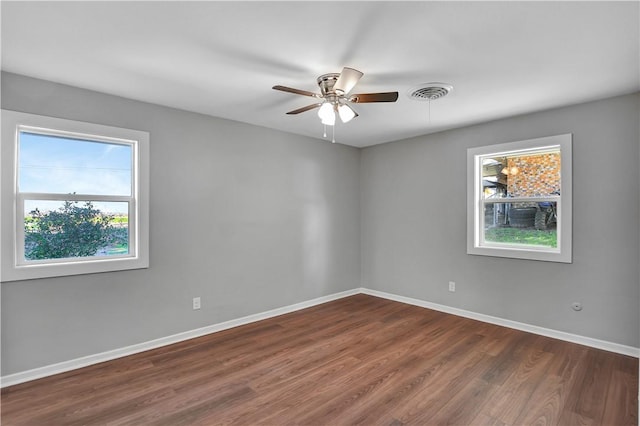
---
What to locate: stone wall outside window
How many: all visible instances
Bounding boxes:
[507,152,560,197]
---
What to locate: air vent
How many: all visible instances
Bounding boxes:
[408,83,453,101]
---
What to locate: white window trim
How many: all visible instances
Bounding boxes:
[1,110,150,281]
[466,134,572,263]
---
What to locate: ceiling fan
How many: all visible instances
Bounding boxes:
[272,67,399,127]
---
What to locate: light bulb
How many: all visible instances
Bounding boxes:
[338,104,356,123]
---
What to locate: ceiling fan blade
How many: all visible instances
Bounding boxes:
[333,67,364,95]
[273,85,320,98]
[349,92,399,103]
[286,103,323,115]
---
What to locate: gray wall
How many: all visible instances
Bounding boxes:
[361,93,639,348]
[1,72,361,375]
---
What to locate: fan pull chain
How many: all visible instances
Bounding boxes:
[332,124,336,143]
[323,124,327,138]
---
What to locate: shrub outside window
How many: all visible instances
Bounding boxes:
[467,134,572,263]
[1,110,149,281]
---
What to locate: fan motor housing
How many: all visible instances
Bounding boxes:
[317,73,341,96]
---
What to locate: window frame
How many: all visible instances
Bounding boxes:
[466,134,572,263]
[1,110,150,281]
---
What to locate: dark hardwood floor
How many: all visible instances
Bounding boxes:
[2,294,637,425]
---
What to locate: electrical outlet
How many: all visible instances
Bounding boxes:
[448,281,456,292]
[193,297,201,310]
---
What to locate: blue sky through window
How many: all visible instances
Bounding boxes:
[19,132,132,214]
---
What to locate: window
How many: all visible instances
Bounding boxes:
[467,134,572,263]
[1,110,149,281]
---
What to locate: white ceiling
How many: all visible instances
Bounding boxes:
[1,1,638,148]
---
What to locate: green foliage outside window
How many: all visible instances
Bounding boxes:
[25,201,126,260]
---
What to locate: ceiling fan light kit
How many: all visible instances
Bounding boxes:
[273,67,399,142]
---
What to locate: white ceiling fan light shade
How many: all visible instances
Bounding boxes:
[318,102,335,125]
[338,103,357,123]
[321,114,336,126]
[333,67,364,95]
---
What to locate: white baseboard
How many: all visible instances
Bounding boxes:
[3,286,637,388]
[360,288,640,358]
[0,288,360,388]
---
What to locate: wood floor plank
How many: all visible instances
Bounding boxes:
[1,294,637,425]
[601,368,639,425]
[486,344,555,424]
[512,340,590,426]
[388,343,493,423]
[561,349,613,425]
